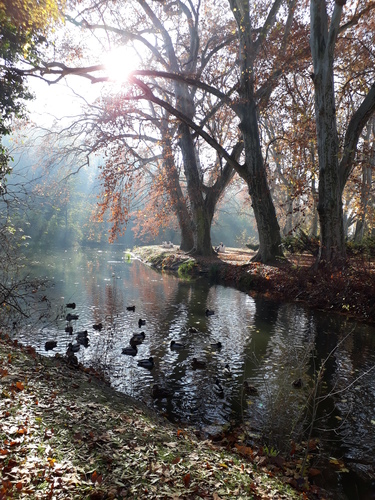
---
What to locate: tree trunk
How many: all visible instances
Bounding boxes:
[354,122,374,243]
[310,0,346,265]
[238,99,283,263]
[282,193,294,237]
[162,136,195,252]
[178,122,214,256]
[228,0,284,264]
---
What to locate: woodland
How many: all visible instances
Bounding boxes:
[1,0,375,498]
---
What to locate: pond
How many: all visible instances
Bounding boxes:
[14,246,375,498]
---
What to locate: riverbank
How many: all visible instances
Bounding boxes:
[0,333,308,499]
[133,245,375,324]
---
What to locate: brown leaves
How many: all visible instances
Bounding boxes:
[183,472,191,487]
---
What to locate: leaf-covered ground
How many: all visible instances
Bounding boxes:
[134,246,375,324]
[0,334,310,499]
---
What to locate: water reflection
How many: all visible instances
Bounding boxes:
[16,247,375,490]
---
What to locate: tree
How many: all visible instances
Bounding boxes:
[310,0,375,265]
[18,0,301,262]
[0,0,63,187]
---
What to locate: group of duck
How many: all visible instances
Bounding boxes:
[121,307,155,368]
[44,303,263,397]
[121,306,260,399]
[44,302,105,362]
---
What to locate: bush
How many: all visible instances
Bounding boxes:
[177,259,196,278]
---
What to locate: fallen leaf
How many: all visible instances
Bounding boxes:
[183,473,191,487]
[308,468,321,477]
[16,381,24,391]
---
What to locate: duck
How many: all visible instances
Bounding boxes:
[138,318,146,328]
[170,340,186,350]
[205,309,215,316]
[210,341,222,350]
[137,357,154,369]
[131,332,145,341]
[67,342,80,355]
[152,384,172,399]
[127,305,135,311]
[130,337,143,347]
[65,325,73,334]
[191,358,206,369]
[75,330,88,339]
[243,381,258,395]
[66,313,79,321]
[93,323,103,331]
[122,345,138,356]
[45,340,57,351]
[292,378,303,388]
[188,326,198,333]
[66,302,76,309]
[76,336,89,347]
[75,330,89,346]
[66,352,78,367]
[223,364,232,377]
[213,378,224,396]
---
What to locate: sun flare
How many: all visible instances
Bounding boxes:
[104,45,139,83]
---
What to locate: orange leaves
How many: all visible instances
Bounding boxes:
[183,472,191,488]
[235,443,254,459]
[91,470,103,484]
[15,381,24,391]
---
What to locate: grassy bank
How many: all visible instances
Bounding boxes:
[0,333,305,499]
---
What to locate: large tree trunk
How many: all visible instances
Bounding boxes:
[354,122,374,243]
[240,105,282,263]
[162,135,195,252]
[310,0,346,265]
[228,0,284,264]
[237,80,283,263]
[178,122,214,256]
[310,1,375,266]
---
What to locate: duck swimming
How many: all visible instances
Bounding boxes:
[66,302,76,309]
[130,336,144,347]
[137,357,154,369]
[152,384,172,399]
[205,309,215,316]
[45,340,57,351]
[170,340,186,350]
[127,305,135,311]
[67,342,80,354]
[138,318,146,328]
[223,364,232,377]
[66,313,79,321]
[191,358,206,369]
[65,325,73,334]
[122,345,138,356]
[75,330,88,338]
[210,341,222,350]
[131,332,145,341]
[93,323,103,331]
[292,378,303,388]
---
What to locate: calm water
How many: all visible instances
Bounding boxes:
[14,247,375,497]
